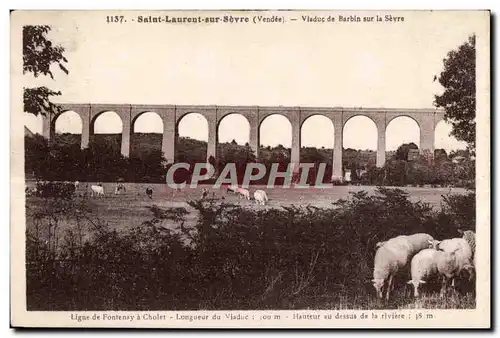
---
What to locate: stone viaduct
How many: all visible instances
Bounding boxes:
[42,104,445,179]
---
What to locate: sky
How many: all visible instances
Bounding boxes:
[20,10,479,151]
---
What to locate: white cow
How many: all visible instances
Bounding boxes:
[172,186,182,197]
[254,189,268,205]
[74,181,80,189]
[91,185,105,197]
[236,187,250,200]
[114,183,126,195]
[226,185,239,194]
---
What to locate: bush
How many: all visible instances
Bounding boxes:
[432,191,475,239]
[34,181,76,199]
[25,187,476,310]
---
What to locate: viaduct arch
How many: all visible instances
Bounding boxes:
[43,104,445,179]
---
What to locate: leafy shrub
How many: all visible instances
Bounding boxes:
[35,181,76,199]
[26,187,476,310]
[432,191,475,239]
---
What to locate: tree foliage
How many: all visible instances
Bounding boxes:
[23,87,62,117]
[359,153,474,188]
[23,25,68,117]
[435,35,476,151]
[395,142,419,161]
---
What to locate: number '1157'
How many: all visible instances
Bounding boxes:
[107,16,125,23]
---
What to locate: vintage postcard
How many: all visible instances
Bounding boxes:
[10,10,490,328]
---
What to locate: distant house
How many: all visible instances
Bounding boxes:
[344,169,352,183]
[24,126,35,138]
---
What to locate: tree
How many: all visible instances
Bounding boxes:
[23,25,68,117]
[434,35,476,151]
[434,148,448,162]
[394,142,418,161]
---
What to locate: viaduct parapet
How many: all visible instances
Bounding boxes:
[42,104,445,179]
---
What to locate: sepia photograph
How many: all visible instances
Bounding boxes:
[10,9,490,328]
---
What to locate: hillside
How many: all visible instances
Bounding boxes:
[52,132,381,167]
[54,133,163,158]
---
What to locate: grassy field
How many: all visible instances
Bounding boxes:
[25,182,467,232]
[24,181,475,310]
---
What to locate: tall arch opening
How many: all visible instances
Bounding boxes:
[301,115,335,183]
[91,111,123,154]
[386,116,420,160]
[343,116,377,177]
[433,120,471,187]
[217,114,252,180]
[434,120,467,159]
[218,114,250,146]
[259,114,292,185]
[259,114,292,162]
[131,112,164,158]
[176,113,208,163]
[53,111,83,146]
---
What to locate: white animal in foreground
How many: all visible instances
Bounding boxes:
[458,229,476,266]
[74,181,79,189]
[236,187,250,200]
[428,237,474,281]
[90,185,105,197]
[254,189,268,205]
[372,233,434,301]
[407,248,467,297]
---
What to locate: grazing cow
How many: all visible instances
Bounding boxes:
[74,181,79,189]
[254,189,268,205]
[91,185,105,197]
[172,186,182,197]
[226,185,238,194]
[114,183,126,195]
[146,187,153,199]
[236,187,250,200]
[201,188,209,199]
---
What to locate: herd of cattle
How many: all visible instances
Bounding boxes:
[372,230,476,300]
[26,181,271,205]
[225,185,269,205]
